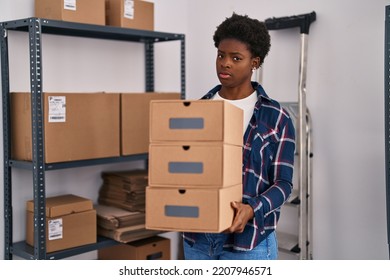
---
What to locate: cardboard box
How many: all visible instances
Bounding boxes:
[35,0,106,25]
[121,93,181,156]
[150,100,243,146]
[106,0,154,30]
[148,143,242,187]
[145,184,242,233]
[98,236,170,260]
[11,92,120,163]
[26,194,96,253]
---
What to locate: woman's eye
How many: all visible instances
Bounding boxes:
[233,57,242,61]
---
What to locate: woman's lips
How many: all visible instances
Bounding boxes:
[218,72,231,79]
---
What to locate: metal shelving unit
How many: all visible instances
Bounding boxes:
[1,17,185,260]
[264,11,316,260]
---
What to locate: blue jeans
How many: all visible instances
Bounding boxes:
[183,231,278,260]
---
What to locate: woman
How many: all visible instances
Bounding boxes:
[183,13,296,260]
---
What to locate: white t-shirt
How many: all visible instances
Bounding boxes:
[213,91,257,135]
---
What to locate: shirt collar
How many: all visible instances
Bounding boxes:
[201,81,272,102]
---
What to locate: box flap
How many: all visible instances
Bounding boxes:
[26,194,93,217]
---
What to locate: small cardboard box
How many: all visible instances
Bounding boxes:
[26,194,96,253]
[11,92,120,163]
[150,100,243,146]
[145,184,242,233]
[121,93,181,156]
[148,143,242,187]
[98,236,170,260]
[35,0,106,25]
[106,0,154,31]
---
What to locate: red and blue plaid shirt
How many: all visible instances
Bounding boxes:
[183,82,296,251]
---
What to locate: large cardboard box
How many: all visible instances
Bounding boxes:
[121,93,181,156]
[26,194,96,253]
[11,92,120,163]
[145,184,242,233]
[35,0,106,25]
[150,100,243,145]
[106,0,154,31]
[98,236,170,260]
[148,143,242,187]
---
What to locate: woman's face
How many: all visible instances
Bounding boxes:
[216,38,258,89]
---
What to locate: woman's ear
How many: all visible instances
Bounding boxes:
[252,57,261,69]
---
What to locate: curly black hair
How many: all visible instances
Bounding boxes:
[213,13,271,66]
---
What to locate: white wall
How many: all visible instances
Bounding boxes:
[0,0,389,260]
[184,0,389,260]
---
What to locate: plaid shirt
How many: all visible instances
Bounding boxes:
[183,82,296,251]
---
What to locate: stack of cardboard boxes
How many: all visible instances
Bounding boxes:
[146,100,244,233]
[34,0,155,31]
[11,92,180,164]
[26,194,97,253]
[17,92,179,253]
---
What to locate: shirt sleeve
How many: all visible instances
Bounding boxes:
[246,112,296,225]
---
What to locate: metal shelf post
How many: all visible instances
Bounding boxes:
[1,20,13,261]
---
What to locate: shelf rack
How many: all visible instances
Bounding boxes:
[1,17,185,260]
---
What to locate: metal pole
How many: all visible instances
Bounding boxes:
[298,33,309,260]
[1,21,13,260]
[29,18,47,260]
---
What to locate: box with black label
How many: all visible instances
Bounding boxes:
[26,194,96,253]
[148,142,242,187]
[145,184,242,233]
[149,100,243,145]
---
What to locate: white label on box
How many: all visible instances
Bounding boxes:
[48,218,63,240]
[124,0,135,19]
[48,96,66,123]
[64,0,77,11]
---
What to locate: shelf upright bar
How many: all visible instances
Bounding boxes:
[28,18,47,260]
[1,21,13,260]
[385,5,390,259]
[145,41,154,92]
[180,37,186,99]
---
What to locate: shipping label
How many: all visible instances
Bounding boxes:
[124,0,135,19]
[48,218,63,240]
[64,0,77,11]
[48,96,66,123]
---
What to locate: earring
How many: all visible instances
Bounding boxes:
[252,67,256,73]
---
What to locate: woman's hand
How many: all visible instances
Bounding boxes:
[225,201,254,233]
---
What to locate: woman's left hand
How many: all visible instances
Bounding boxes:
[225,201,254,233]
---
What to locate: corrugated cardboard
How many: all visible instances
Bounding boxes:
[106,0,154,30]
[35,0,106,25]
[95,204,145,230]
[97,224,158,243]
[98,236,170,260]
[145,184,242,233]
[121,93,181,156]
[11,92,120,163]
[148,143,242,187]
[26,194,96,253]
[149,100,243,146]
